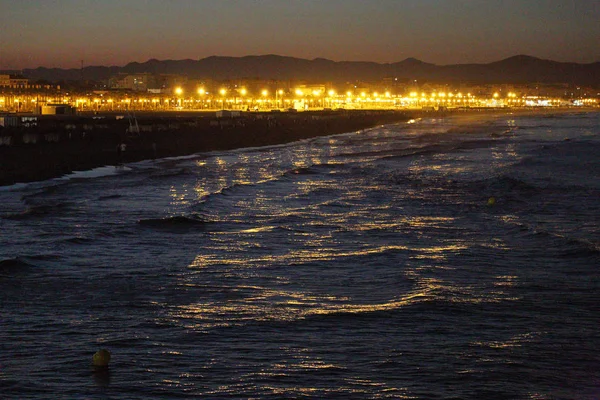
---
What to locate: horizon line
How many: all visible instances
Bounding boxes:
[3,53,600,72]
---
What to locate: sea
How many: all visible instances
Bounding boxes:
[0,111,598,400]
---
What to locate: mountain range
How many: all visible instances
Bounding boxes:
[16,55,600,86]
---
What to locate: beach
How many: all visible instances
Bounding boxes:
[1,107,596,187]
[0,109,418,186]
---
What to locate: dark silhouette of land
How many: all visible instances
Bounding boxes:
[0,110,416,186]
[17,55,600,86]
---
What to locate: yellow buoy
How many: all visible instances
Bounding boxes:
[487,197,496,206]
[92,349,111,368]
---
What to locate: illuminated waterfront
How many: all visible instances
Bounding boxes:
[1,86,597,114]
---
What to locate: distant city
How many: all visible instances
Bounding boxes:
[1,55,599,115]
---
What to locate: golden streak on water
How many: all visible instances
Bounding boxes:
[232,359,414,398]
[481,238,510,250]
[471,332,541,349]
[188,244,415,269]
[237,226,277,233]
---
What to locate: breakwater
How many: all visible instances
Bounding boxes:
[0,109,417,186]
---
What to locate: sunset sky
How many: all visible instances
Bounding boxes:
[1,0,599,70]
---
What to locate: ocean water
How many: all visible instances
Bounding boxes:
[0,111,598,399]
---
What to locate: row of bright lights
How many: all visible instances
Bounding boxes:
[176,87,337,97]
[1,94,598,106]
[4,97,597,103]
[174,88,522,99]
[0,91,578,101]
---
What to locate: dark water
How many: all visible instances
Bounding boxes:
[1,112,598,399]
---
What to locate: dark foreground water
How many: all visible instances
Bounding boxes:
[1,111,598,399]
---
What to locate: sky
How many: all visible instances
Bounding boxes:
[1,0,599,70]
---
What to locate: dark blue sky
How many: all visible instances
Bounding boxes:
[1,0,599,69]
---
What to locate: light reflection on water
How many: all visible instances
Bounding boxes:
[0,113,598,398]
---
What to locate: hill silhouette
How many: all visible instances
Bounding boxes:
[19,55,600,86]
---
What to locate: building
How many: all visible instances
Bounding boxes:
[0,74,30,88]
[154,74,188,91]
[39,103,76,115]
[108,73,189,92]
[108,73,156,91]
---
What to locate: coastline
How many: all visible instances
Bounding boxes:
[0,107,595,187]
[0,109,416,186]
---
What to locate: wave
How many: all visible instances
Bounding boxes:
[24,254,63,261]
[0,257,36,269]
[378,144,455,162]
[56,165,129,181]
[2,202,72,220]
[465,175,543,200]
[265,214,312,227]
[64,236,94,244]
[196,164,332,206]
[0,182,30,192]
[303,298,426,320]
[559,238,600,259]
[498,216,600,259]
[538,111,595,120]
[284,166,321,176]
[444,123,499,136]
[20,180,68,200]
[217,182,254,197]
[453,138,504,151]
[137,214,210,230]
[189,182,259,208]
[525,229,600,258]
[98,194,123,201]
[146,167,193,180]
[485,175,540,193]
[1,165,130,193]
[95,228,134,238]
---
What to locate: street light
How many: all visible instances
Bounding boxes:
[238,88,247,110]
[196,88,205,109]
[276,89,283,109]
[327,90,335,108]
[174,87,183,109]
[219,88,227,109]
[261,90,268,109]
[312,90,322,109]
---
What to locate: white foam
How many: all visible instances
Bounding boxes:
[0,165,129,192]
[55,165,131,181]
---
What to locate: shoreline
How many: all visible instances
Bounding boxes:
[0,109,416,186]
[0,107,596,187]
